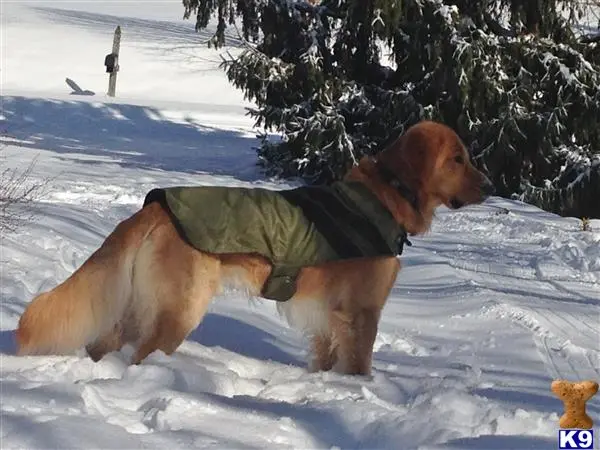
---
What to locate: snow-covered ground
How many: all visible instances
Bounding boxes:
[1,2,599,449]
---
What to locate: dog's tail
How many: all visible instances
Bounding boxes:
[16,205,158,356]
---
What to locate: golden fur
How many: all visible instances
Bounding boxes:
[16,121,493,375]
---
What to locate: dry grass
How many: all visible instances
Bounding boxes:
[581,217,592,231]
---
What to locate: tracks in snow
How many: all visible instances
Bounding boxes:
[443,250,600,382]
[484,302,600,382]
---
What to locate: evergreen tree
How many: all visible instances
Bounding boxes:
[183,0,600,219]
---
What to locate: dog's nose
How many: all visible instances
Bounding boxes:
[481,176,495,196]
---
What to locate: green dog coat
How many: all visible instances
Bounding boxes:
[143,182,409,301]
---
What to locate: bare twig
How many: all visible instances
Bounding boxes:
[231,19,262,56]
[0,141,49,233]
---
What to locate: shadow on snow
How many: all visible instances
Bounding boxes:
[2,95,262,181]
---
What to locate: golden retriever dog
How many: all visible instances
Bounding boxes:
[16,121,494,375]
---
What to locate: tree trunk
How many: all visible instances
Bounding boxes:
[352,0,375,83]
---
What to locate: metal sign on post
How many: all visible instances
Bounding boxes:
[105,26,121,97]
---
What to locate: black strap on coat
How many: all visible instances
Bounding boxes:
[281,184,410,258]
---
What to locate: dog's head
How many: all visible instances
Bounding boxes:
[377,121,494,209]
[348,121,494,234]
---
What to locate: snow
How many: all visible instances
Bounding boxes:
[1,1,599,449]
[434,4,459,24]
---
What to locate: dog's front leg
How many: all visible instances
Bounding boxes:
[331,307,380,376]
[309,333,336,372]
[295,256,398,375]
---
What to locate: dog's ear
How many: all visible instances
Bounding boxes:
[377,131,428,188]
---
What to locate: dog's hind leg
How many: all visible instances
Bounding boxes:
[132,252,271,364]
[131,311,178,364]
[130,284,217,365]
[130,288,218,365]
[131,309,205,364]
[129,221,221,365]
[86,322,124,362]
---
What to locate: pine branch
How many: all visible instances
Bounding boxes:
[580,33,600,43]
[483,12,517,38]
[188,0,600,217]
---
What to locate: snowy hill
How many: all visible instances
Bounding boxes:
[1,2,599,449]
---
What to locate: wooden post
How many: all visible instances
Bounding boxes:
[107,26,121,97]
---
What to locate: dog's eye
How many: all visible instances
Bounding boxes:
[454,155,464,164]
